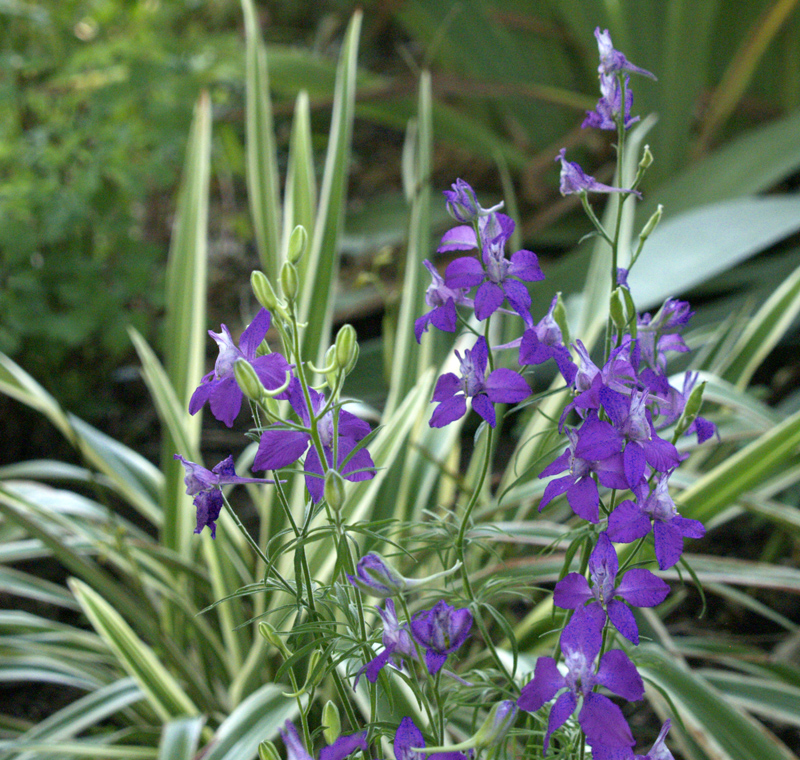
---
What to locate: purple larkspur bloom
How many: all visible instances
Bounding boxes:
[607,473,705,570]
[357,599,418,686]
[519,294,578,384]
[517,606,643,754]
[598,387,682,489]
[394,717,468,760]
[174,454,274,539]
[279,720,367,760]
[410,600,472,675]
[538,412,628,523]
[442,178,504,224]
[189,308,291,427]
[583,74,639,131]
[415,259,474,343]
[441,212,544,320]
[594,28,656,79]
[347,553,406,598]
[253,379,374,502]
[556,150,641,197]
[554,532,670,644]
[592,720,676,760]
[430,337,530,428]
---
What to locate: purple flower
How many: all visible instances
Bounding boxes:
[583,74,639,131]
[517,606,643,754]
[253,379,374,502]
[519,295,578,384]
[430,337,530,428]
[607,473,705,570]
[553,532,670,644]
[410,600,472,675]
[347,553,406,598]
[415,260,474,343]
[556,150,641,197]
[189,309,291,427]
[592,720,675,760]
[598,387,682,489]
[593,28,656,79]
[442,178,504,224]
[442,212,544,320]
[538,412,628,523]
[174,454,274,539]
[357,599,418,686]
[279,720,367,760]
[394,717,468,760]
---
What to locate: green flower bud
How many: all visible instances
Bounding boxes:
[322,701,341,744]
[324,469,346,511]
[234,358,266,402]
[552,292,570,346]
[306,649,324,689]
[324,344,339,389]
[335,324,358,371]
[288,225,308,264]
[675,380,706,438]
[258,740,280,760]
[280,260,299,303]
[639,144,654,170]
[609,288,627,331]
[258,621,291,657]
[640,203,663,242]
[473,700,518,748]
[251,270,280,312]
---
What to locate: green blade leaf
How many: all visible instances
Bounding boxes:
[158,717,206,760]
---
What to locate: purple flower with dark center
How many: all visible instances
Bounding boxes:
[538,412,628,523]
[189,309,291,427]
[394,717,468,760]
[253,379,374,502]
[592,720,675,760]
[607,473,705,570]
[442,178,504,224]
[598,387,682,489]
[174,454,275,539]
[415,260,474,343]
[357,599,418,686]
[430,337,530,428]
[441,212,544,320]
[410,600,472,675]
[519,295,578,384]
[279,720,367,760]
[594,28,656,79]
[556,150,641,197]
[517,606,644,754]
[553,532,670,644]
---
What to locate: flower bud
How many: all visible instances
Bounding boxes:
[323,345,339,389]
[552,292,570,346]
[347,552,406,598]
[258,740,280,760]
[675,380,706,437]
[258,621,291,657]
[473,700,518,748]
[640,204,663,242]
[234,358,266,402]
[639,144,654,170]
[322,701,341,744]
[288,224,308,264]
[609,288,627,332]
[335,324,358,372]
[306,649,324,689]
[251,270,280,312]
[280,261,299,303]
[324,469,346,511]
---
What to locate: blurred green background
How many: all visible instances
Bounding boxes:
[2,0,800,444]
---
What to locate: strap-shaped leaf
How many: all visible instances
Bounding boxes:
[200,684,296,760]
[69,579,199,722]
[299,12,362,364]
[241,0,282,279]
[637,645,798,760]
[158,716,206,760]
